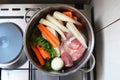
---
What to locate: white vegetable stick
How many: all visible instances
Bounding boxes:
[53,11,82,25]
[39,18,66,40]
[46,14,69,32]
[66,22,87,48]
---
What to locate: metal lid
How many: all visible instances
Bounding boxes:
[0,22,23,64]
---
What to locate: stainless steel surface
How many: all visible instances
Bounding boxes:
[0,4,94,80]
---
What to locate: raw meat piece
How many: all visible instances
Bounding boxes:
[61,52,73,67]
[60,32,86,63]
[60,44,73,67]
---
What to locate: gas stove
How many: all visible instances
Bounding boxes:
[0,4,94,80]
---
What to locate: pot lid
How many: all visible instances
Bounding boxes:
[0,22,23,63]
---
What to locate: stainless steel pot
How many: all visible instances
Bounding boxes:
[0,22,27,68]
[25,5,95,76]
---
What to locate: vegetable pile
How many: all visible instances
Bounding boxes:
[30,11,87,71]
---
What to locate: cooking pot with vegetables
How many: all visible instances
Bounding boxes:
[25,5,95,76]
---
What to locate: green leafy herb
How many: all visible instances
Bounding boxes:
[30,28,57,58]
[43,60,52,71]
[36,37,57,58]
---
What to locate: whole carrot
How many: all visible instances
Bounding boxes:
[30,43,45,66]
[38,24,60,48]
[37,45,51,60]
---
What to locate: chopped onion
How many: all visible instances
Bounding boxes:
[46,14,69,32]
[39,18,66,40]
[53,11,82,25]
[66,22,87,48]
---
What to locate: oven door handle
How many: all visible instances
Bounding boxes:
[25,8,40,23]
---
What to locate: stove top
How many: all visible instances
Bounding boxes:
[0,4,94,80]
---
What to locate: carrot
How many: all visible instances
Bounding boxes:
[72,16,78,21]
[63,12,78,21]
[37,45,51,60]
[30,43,45,66]
[62,11,72,18]
[37,24,60,48]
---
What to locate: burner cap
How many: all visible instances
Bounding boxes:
[0,22,23,63]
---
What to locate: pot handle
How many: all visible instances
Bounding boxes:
[25,8,40,23]
[79,54,95,73]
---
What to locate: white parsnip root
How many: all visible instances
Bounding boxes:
[66,22,87,48]
[46,14,69,32]
[53,11,82,25]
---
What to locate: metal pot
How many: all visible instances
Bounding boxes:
[25,5,95,76]
[0,22,27,68]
